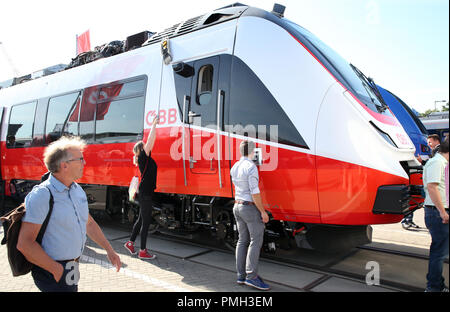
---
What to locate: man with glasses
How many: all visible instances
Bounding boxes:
[17,136,121,292]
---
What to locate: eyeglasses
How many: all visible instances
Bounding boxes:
[66,157,85,163]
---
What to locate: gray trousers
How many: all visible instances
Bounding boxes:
[233,203,265,280]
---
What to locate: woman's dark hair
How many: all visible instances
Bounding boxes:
[133,141,144,165]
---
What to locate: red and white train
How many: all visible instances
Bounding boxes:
[0,3,423,251]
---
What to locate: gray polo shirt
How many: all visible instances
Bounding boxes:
[230,157,261,202]
[23,174,89,261]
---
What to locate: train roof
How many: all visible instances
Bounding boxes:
[0,3,290,92]
[143,3,247,45]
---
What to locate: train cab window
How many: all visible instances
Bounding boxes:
[94,78,146,143]
[7,101,37,148]
[46,92,81,144]
[186,57,219,129]
[197,65,213,105]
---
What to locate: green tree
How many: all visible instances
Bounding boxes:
[419,102,448,116]
[420,109,439,117]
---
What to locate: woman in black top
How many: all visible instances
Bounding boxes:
[124,116,159,260]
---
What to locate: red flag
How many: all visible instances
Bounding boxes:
[96,84,123,120]
[69,84,123,122]
[76,30,91,55]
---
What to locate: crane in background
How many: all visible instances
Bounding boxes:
[0,41,20,77]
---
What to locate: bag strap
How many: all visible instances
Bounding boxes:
[35,186,54,245]
[139,152,150,184]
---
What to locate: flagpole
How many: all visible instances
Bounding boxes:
[76,34,78,55]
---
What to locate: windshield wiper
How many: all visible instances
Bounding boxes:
[350,64,388,113]
[350,64,376,103]
[366,77,389,112]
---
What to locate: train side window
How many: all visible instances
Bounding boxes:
[7,101,37,148]
[94,78,146,143]
[95,96,145,143]
[100,79,146,101]
[31,99,49,147]
[46,92,81,144]
[197,65,213,105]
[79,86,98,142]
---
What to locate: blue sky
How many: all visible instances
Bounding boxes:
[0,0,448,113]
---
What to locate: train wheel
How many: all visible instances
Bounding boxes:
[127,205,137,223]
[214,210,230,240]
[148,222,160,234]
[149,211,161,234]
[224,239,237,252]
[213,210,237,251]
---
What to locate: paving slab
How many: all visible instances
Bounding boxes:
[371,208,431,248]
[263,246,351,268]
[366,241,430,257]
[97,225,131,241]
[330,249,449,290]
[189,250,323,290]
[259,261,324,290]
[311,276,395,292]
[116,235,212,259]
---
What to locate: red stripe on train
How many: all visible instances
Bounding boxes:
[0,129,406,225]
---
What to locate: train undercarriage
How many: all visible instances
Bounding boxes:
[7,180,372,253]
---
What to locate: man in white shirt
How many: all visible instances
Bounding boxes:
[230,140,270,291]
[423,136,449,292]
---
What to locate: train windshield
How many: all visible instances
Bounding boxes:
[285,20,393,117]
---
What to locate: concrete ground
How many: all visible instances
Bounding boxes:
[0,207,447,295]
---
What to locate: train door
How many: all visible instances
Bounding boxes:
[179,55,231,196]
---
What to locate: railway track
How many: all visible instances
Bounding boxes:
[143,229,431,292]
[93,208,435,292]
[358,245,449,264]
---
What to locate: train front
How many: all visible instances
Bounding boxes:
[284,21,422,226]
[233,6,422,250]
